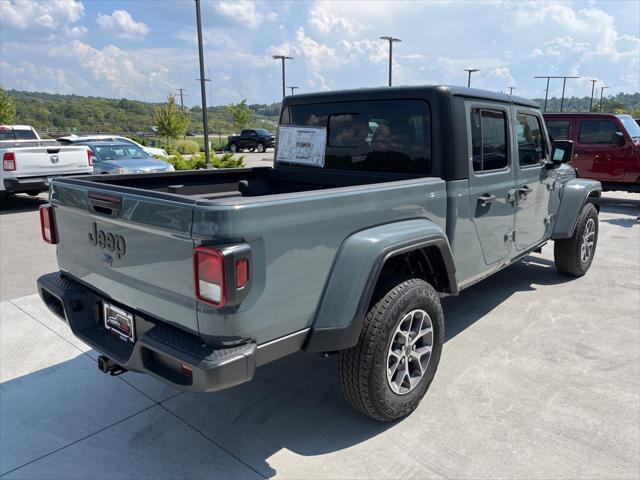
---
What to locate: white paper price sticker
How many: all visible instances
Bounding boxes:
[276,126,327,167]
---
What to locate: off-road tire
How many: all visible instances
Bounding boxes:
[338,278,444,422]
[554,202,599,277]
[256,142,265,153]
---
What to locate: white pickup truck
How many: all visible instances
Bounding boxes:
[1,125,93,201]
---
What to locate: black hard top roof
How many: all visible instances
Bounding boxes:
[285,85,539,109]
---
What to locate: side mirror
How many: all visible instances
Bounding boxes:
[551,140,574,164]
[614,131,626,146]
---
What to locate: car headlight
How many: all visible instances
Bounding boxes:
[167,164,175,171]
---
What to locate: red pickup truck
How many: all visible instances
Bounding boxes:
[544,113,640,192]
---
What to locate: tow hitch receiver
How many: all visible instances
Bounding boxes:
[97,355,127,376]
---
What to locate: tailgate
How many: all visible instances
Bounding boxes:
[50,180,199,335]
[14,146,91,177]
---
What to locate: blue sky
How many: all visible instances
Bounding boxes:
[0,0,638,106]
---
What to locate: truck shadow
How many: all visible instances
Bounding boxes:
[160,254,573,477]
[0,193,47,214]
[1,256,577,478]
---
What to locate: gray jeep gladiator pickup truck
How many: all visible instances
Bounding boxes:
[37,86,601,421]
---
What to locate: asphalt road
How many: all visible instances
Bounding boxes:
[1,186,638,479]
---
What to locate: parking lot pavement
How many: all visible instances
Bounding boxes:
[239,151,274,168]
[0,192,638,479]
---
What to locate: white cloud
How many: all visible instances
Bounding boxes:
[268,28,344,72]
[308,4,366,37]
[213,0,277,29]
[1,0,84,29]
[97,10,150,41]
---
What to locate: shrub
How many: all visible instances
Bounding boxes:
[213,152,245,169]
[165,152,245,170]
[129,135,148,146]
[175,140,199,155]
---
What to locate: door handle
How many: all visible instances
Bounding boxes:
[477,193,496,207]
[518,185,532,198]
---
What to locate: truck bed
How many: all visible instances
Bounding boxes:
[77,166,420,203]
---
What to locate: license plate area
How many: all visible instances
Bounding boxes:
[103,302,135,343]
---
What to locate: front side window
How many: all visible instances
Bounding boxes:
[471,109,509,172]
[618,115,640,140]
[516,114,546,167]
[578,120,619,144]
[546,120,571,141]
[285,99,431,174]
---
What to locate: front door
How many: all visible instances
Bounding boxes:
[467,104,516,266]
[513,109,553,251]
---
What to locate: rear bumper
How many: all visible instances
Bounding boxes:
[37,271,257,392]
[3,174,90,194]
[3,177,48,193]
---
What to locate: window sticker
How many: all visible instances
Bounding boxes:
[276,125,327,167]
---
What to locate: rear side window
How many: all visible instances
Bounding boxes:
[578,120,618,144]
[285,99,431,174]
[546,120,570,141]
[516,114,546,166]
[0,129,38,141]
[471,109,508,172]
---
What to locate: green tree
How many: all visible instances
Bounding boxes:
[153,94,188,145]
[226,99,253,132]
[0,87,17,124]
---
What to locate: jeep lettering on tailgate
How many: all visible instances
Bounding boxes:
[88,222,126,258]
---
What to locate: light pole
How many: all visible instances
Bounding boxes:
[380,36,401,86]
[464,68,479,88]
[194,0,210,166]
[287,86,298,95]
[599,85,609,112]
[273,55,293,99]
[589,79,598,112]
[559,76,579,112]
[507,86,515,95]
[534,76,579,112]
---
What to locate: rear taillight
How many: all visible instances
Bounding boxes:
[3,152,16,171]
[87,148,93,166]
[194,247,225,306]
[39,204,58,244]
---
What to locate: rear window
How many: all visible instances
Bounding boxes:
[0,129,38,141]
[283,99,431,174]
[546,120,570,141]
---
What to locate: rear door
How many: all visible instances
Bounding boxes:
[14,145,90,177]
[467,103,516,265]
[574,118,626,181]
[513,109,553,251]
[50,180,199,335]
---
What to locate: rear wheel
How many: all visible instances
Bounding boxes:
[338,278,444,421]
[554,202,599,276]
[229,143,237,153]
